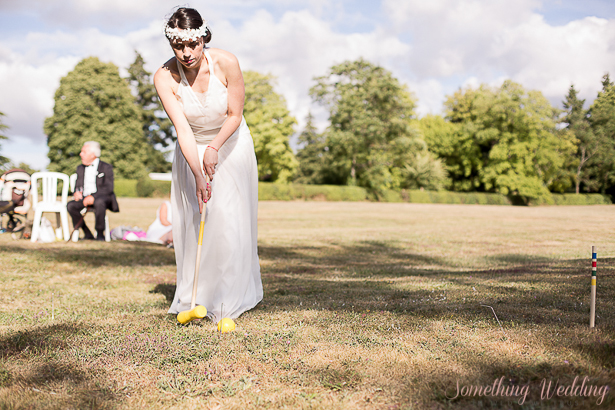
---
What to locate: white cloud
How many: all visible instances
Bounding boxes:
[1,0,615,168]
[1,136,49,171]
[382,0,615,108]
[0,52,79,140]
[213,9,410,128]
[408,79,446,117]
[0,6,410,161]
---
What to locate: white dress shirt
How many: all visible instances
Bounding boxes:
[83,158,99,197]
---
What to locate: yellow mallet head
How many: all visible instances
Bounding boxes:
[217,317,235,333]
[177,305,207,324]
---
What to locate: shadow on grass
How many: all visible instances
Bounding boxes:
[254,244,615,331]
[252,243,615,408]
[0,323,122,408]
[0,240,176,268]
[576,340,615,370]
[144,243,614,332]
[259,240,447,278]
[151,283,176,303]
[487,253,555,265]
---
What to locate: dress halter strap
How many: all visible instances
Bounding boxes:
[176,50,214,85]
[204,49,215,76]
[176,59,189,85]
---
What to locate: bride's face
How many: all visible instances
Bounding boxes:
[171,36,205,69]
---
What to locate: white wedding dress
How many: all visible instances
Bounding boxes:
[168,49,262,322]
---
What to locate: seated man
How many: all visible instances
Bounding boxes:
[67,141,119,241]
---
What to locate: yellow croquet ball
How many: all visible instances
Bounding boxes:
[217,317,235,333]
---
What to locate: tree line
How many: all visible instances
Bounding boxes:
[39,54,615,202]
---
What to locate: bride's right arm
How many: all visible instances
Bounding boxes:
[154,63,209,210]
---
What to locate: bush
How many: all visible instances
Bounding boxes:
[151,180,172,198]
[136,177,156,198]
[381,189,404,203]
[258,182,295,201]
[404,189,511,205]
[258,182,368,201]
[296,184,368,201]
[114,179,612,205]
[116,179,171,198]
[136,178,172,198]
[115,179,138,197]
[530,193,611,206]
[258,184,513,204]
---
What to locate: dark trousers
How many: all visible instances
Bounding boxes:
[67,196,111,239]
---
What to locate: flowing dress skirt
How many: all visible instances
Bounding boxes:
[168,118,262,322]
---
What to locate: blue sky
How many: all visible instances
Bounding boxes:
[0,0,614,170]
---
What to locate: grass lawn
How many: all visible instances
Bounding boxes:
[0,199,614,409]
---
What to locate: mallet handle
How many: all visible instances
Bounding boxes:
[191,176,209,310]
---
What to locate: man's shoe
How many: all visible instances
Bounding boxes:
[96,236,106,242]
[83,234,95,240]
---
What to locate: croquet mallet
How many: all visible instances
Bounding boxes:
[177,176,210,324]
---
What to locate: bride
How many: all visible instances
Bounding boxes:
[154,7,262,322]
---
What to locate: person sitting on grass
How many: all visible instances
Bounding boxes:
[146,200,173,246]
[67,141,119,241]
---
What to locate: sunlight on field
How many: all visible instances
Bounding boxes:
[0,200,613,409]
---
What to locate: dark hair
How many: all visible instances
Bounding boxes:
[166,7,212,43]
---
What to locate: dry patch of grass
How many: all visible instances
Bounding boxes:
[0,199,614,409]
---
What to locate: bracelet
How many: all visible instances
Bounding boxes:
[207,146,218,152]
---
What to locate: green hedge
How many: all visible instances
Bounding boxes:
[114,178,613,206]
[115,179,171,198]
[398,189,512,205]
[114,179,138,197]
[137,178,172,198]
[530,193,611,206]
[258,182,368,201]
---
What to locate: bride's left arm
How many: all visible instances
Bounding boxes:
[203,50,245,179]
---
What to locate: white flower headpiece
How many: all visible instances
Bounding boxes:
[164,22,209,42]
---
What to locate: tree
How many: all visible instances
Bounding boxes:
[0,112,9,169]
[15,162,39,175]
[311,58,446,194]
[294,112,327,184]
[417,115,473,191]
[587,74,615,193]
[443,80,576,201]
[243,71,297,182]
[562,85,597,193]
[45,57,150,178]
[127,51,174,172]
[389,126,448,190]
[0,161,39,175]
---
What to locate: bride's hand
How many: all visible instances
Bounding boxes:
[203,146,218,181]
[195,175,211,213]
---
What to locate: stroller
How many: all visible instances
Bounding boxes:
[0,168,32,238]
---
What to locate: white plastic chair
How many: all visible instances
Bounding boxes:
[69,173,110,242]
[30,172,70,242]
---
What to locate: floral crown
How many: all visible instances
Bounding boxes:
[164,22,209,42]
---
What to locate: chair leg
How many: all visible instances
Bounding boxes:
[30,209,42,243]
[105,215,110,242]
[54,213,62,240]
[60,209,70,241]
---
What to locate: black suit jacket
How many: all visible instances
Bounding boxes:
[75,160,119,212]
